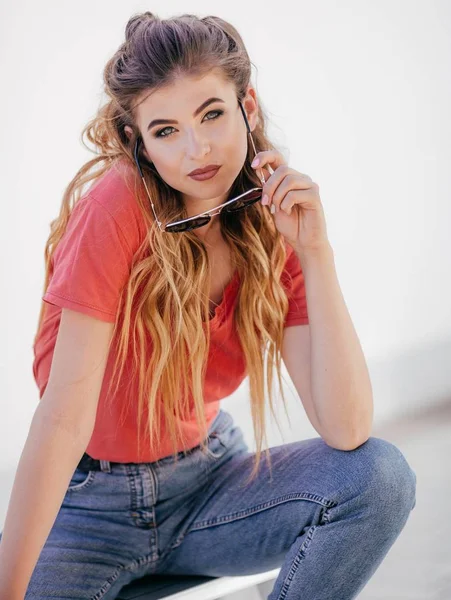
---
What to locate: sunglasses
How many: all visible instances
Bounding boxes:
[132,99,267,233]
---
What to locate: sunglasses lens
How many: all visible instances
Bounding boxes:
[225,189,262,213]
[163,189,262,233]
[165,215,211,233]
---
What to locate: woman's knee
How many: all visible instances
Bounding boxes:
[351,436,417,513]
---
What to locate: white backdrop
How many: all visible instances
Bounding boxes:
[0,0,449,483]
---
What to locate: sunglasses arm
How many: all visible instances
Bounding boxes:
[140,175,165,231]
[247,130,271,185]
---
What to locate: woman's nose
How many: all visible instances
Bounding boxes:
[184,130,211,158]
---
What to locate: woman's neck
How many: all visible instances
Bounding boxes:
[192,220,223,247]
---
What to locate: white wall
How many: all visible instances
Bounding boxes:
[0,0,449,593]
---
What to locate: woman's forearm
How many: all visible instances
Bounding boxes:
[296,243,374,449]
[0,403,92,599]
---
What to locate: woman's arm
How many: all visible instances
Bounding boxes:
[0,309,114,599]
[295,243,374,449]
[282,244,374,450]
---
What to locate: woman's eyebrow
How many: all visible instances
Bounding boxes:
[147,97,225,131]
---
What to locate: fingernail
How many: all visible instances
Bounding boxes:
[251,158,260,167]
[270,204,276,214]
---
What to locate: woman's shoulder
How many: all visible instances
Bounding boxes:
[85,157,148,245]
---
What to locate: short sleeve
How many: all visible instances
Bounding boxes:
[43,194,135,322]
[282,245,309,327]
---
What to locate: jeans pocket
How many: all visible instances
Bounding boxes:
[67,467,97,492]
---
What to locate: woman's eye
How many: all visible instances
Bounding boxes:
[154,109,224,139]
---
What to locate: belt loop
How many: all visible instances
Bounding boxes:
[100,459,112,473]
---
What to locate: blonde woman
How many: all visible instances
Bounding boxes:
[0,12,416,600]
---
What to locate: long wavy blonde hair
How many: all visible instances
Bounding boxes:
[35,11,296,484]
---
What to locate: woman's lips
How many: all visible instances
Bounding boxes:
[188,166,221,181]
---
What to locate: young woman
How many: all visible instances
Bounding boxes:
[0,11,416,600]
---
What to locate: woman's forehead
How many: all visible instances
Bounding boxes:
[137,71,233,117]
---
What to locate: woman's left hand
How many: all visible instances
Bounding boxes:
[251,150,330,253]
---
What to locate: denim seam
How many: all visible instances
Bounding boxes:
[147,463,159,556]
[167,492,337,552]
[276,504,335,600]
[90,563,125,600]
[124,551,160,572]
[190,492,337,530]
[123,465,159,561]
[126,464,139,512]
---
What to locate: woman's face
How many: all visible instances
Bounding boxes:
[128,69,259,219]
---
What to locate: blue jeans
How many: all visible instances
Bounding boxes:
[1,408,417,599]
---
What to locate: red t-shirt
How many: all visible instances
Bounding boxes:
[32,159,309,462]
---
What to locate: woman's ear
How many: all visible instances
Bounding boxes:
[124,126,152,163]
[243,86,259,132]
[124,125,153,164]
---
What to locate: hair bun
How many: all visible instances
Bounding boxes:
[125,11,158,42]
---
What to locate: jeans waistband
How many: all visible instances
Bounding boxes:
[77,453,115,472]
[77,409,230,472]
